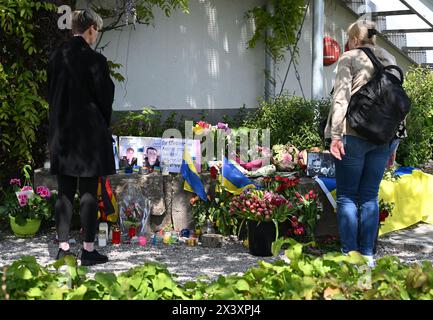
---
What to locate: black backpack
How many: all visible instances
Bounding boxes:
[346,47,411,145]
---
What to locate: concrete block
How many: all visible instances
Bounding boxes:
[201,233,224,248]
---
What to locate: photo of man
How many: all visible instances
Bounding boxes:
[307,155,322,177]
[120,147,138,168]
[118,136,144,171]
[144,147,160,169]
[307,152,336,178]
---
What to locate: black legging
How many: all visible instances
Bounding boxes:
[55,175,98,242]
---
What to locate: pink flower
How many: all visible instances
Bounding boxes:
[18,194,28,207]
[197,121,211,129]
[216,122,231,134]
[21,186,33,192]
[36,186,51,198]
[294,226,305,235]
[282,153,292,163]
[9,179,21,187]
[217,122,228,130]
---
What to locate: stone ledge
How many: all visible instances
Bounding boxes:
[34,169,338,236]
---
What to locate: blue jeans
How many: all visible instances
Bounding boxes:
[335,135,390,256]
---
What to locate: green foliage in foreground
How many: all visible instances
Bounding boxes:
[2,240,433,300]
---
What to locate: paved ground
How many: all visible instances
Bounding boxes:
[0,229,282,283]
[2,222,433,283]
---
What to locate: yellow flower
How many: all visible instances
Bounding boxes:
[193,124,203,135]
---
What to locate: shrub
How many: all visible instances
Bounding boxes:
[0,0,65,198]
[243,94,331,150]
[111,108,184,137]
[3,240,433,300]
[398,67,433,166]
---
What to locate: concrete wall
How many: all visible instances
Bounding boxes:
[81,0,415,112]
[95,0,266,111]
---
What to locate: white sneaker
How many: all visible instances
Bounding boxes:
[362,255,375,268]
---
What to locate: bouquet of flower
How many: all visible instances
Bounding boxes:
[229,190,294,223]
[263,175,301,198]
[119,181,150,234]
[0,166,55,226]
[292,190,323,241]
[271,144,300,171]
[193,121,232,136]
[379,199,394,225]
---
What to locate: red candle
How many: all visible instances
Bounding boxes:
[128,226,136,238]
[112,228,121,245]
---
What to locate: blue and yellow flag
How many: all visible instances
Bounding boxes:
[315,167,433,236]
[220,157,258,195]
[313,176,337,209]
[181,147,207,201]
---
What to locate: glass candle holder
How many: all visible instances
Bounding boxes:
[128,226,136,238]
[112,228,121,245]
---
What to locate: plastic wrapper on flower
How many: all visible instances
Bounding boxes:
[246,164,276,178]
[119,180,151,236]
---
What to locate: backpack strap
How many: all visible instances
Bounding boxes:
[358,47,384,70]
[358,47,404,83]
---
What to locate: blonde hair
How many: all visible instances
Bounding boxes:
[72,9,103,34]
[347,20,377,46]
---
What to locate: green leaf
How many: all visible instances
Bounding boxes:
[16,266,33,280]
[27,287,42,297]
[64,255,77,267]
[95,272,117,289]
[235,279,250,291]
[128,274,143,290]
[66,285,87,300]
[298,260,314,276]
[153,273,174,292]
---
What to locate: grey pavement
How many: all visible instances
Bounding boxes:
[378,222,433,254]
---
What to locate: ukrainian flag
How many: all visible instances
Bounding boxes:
[314,176,337,209]
[314,167,417,211]
[314,167,433,236]
[181,147,208,201]
[220,157,258,195]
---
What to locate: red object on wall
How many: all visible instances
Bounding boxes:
[323,37,341,66]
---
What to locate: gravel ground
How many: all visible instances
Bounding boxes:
[2,225,433,284]
[0,229,283,283]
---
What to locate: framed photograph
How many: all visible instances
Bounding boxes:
[112,135,119,170]
[306,152,336,178]
[141,138,162,172]
[118,136,144,170]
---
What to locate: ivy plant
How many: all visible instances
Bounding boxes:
[246,0,307,62]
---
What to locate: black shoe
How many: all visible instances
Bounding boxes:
[80,249,108,266]
[56,248,75,260]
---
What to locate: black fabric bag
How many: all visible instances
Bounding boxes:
[346,47,411,145]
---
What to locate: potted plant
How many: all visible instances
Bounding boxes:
[229,190,295,256]
[0,166,55,237]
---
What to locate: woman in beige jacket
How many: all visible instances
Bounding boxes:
[324,20,399,267]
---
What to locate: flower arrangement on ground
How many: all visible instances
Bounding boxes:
[379,199,394,226]
[0,166,55,228]
[263,175,323,240]
[121,203,144,229]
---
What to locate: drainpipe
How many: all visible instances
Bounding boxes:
[312,0,324,99]
[264,1,275,101]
